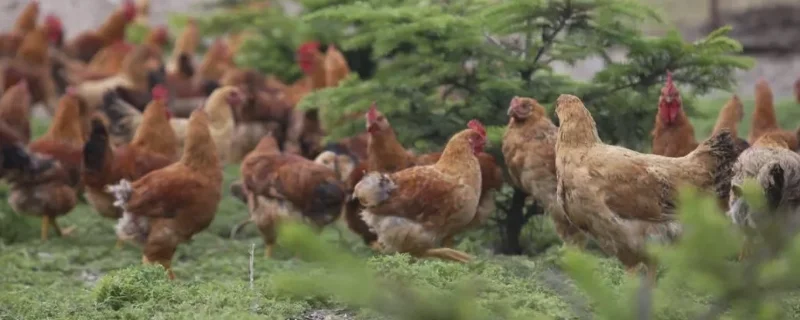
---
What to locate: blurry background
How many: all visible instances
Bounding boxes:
[1,0,798,97]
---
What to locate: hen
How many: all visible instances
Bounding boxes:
[748,79,799,150]
[0,80,32,143]
[353,120,486,263]
[728,134,800,260]
[107,108,223,279]
[7,91,87,241]
[63,0,137,62]
[2,17,62,115]
[553,94,739,279]
[82,86,177,224]
[74,45,162,112]
[651,72,697,157]
[503,96,586,246]
[238,135,347,257]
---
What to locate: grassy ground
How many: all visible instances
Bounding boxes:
[1,97,799,319]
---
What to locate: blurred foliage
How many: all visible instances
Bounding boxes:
[564,186,800,319]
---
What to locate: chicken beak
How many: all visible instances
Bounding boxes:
[506,105,515,117]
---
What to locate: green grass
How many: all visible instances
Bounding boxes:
[2,97,800,319]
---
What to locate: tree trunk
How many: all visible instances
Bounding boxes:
[499,188,527,255]
[708,0,721,29]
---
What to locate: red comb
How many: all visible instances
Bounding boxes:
[664,70,678,94]
[66,86,76,96]
[151,85,168,101]
[45,14,62,27]
[366,102,378,121]
[297,41,320,55]
[15,80,27,90]
[467,119,486,137]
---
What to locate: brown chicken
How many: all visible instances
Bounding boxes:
[0,0,39,57]
[0,80,32,143]
[324,45,350,88]
[651,72,697,157]
[238,135,347,257]
[2,17,62,115]
[503,96,586,246]
[352,120,486,263]
[196,39,235,84]
[553,94,739,280]
[143,25,169,57]
[75,45,162,112]
[748,79,799,150]
[7,91,87,241]
[712,95,744,139]
[79,41,136,80]
[63,0,137,62]
[167,19,199,75]
[106,108,223,279]
[82,86,178,224]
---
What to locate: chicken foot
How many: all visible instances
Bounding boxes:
[420,248,473,263]
[40,216,75,241]
[142,255,175,280]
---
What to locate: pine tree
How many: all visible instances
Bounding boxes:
[200,0,752,253]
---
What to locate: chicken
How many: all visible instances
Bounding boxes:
[1,18,62,115]
[7,91,87,241]
[324,45,350,88]
[196,39,235,84]
[102,85,240,162]
[0,0,39,58]
[143,25,169,56]
[503,96,586,246]
[553,94,739,279]
[13,0,40,35]
[0,119,48,180]
[352,120,486,263]
[237,135,347,257]
[134,0,150,26]
[794,78,800,105]
[712,95,744,139]
[82,86,177,224]
[63,0,137,62]
[75,45,162,112]
[106,108,223,279]
[79,41,136,81]
[651,71,697,157]
[166,19,199,75]
[0,80,32,143]
[748,79,799,150]
[728,134,800,260]
[314,151,357,183]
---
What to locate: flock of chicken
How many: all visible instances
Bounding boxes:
[1,1,800,281]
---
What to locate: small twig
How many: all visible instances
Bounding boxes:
[249,243,255,290]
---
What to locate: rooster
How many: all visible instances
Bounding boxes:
[553,94,739,280]
[353,120,486,263]
[107,108,223,279]
[651,71,697,157]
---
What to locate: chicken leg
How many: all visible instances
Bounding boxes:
[51,217,75,237]
[40,216,51,241]
[142,255,176,280]
[40,216,75,241]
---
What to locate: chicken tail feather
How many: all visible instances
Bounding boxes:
[106,179,133,212]
[83,119,109,172]
[353,172,396,208]
[691,130,739,201]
